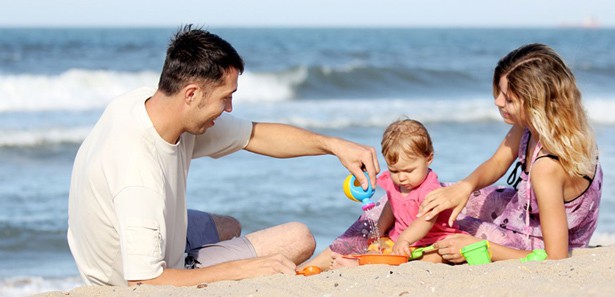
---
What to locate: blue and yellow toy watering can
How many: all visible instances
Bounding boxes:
[343,172,376,210]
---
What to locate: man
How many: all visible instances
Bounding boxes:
[67,25,380,287]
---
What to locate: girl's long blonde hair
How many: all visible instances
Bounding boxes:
[493,43,597,176]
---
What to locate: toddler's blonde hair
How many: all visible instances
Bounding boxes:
[381,118,433,165]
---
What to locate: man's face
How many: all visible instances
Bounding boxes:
[186,68,238,135]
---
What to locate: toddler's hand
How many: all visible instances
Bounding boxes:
[392,240,411,257]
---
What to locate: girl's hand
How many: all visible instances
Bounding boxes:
[433,234,481,263]
[418,181,473,226]
[392,240,412,257]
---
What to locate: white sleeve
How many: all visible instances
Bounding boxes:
[114,186,166,281]
[192,113,253,159]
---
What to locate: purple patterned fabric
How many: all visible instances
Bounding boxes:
[457,129,603,250]
[329,196,389,255]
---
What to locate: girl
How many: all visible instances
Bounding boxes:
[419,43,603,262]
[301,119,464,270]
[374,118,466,259]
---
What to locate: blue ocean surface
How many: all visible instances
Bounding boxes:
[0,27,614,296]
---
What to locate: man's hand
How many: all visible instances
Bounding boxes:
[330,138,380,189]
[236,254,297,277]
[128,254,296,286]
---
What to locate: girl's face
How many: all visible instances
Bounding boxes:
[387,152,433,193]
[494,75,526,126]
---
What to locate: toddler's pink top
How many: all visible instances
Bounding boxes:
[377,170,465,247]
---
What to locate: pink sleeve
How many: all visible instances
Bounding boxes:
[416,170,441,204]
[376,171,392,190]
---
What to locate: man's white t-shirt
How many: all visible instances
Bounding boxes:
[67,87,252,286]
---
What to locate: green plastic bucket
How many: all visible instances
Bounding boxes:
[461,240,492,265]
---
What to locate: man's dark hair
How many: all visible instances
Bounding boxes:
[158,24,244,95]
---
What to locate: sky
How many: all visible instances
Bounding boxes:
[1,0,613,28]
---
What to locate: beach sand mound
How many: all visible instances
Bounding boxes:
[36,245,614,297]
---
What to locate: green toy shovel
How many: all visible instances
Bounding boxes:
[409,245,435,260]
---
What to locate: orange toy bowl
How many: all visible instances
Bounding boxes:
[352,254,408,266]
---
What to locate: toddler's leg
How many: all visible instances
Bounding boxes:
[331,252,359,269]
[298,247,335,271]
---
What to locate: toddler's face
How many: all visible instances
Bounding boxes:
[386,153,433,193]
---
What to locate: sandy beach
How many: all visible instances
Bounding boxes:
[35,245,614,297]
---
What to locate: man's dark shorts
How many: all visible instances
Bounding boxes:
[185,209,256,268]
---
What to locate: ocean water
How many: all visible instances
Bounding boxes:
[1,27,614,296]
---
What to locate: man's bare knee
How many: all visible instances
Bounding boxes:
[286,222,316,261]
[245,221,316,263]
[211,215,241,240]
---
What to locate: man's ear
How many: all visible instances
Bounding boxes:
[183,84,199,105]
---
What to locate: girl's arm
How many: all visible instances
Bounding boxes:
[392,216,436,256]
[530,157,569,259]
[377,202,395,236]
[419,125,524,226]
[433,234,532,262]
[435,157,571,265]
